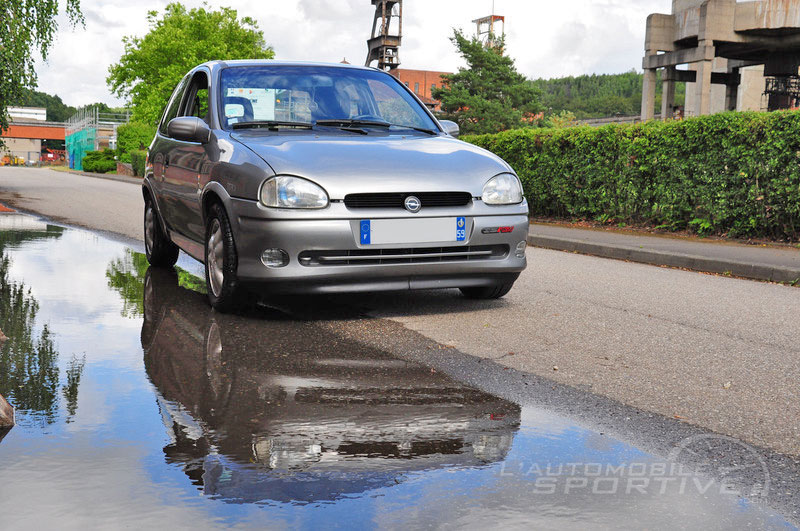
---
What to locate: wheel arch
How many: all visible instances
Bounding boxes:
[200,181,233,226]
[142,180,170,235]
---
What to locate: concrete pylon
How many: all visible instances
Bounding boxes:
[641,68,657,121]
[694,56,714,116]
[661,66,676,119]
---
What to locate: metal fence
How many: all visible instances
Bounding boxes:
[577,114,665,127]
[65,107,130,171]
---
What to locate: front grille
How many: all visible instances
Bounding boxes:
[298,245,508,266]
[344,192,472,209]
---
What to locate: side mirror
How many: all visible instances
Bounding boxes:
[167,116,211,144]
[439,119,460,138]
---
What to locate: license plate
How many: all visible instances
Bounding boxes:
[359,217,467,245]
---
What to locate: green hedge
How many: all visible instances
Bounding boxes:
[129,150,146,177]
[82,149,116,174]
[465,111,800,240]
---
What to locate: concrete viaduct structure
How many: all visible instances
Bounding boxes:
[642,0,800,120]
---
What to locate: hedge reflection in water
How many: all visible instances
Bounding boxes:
[105,248,205,319]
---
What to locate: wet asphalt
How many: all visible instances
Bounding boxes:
[1,166,799,525]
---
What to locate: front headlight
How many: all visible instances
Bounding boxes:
[260,176,329,209]
[482,173,523,205]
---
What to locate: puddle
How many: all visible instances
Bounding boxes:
[0,213,795,529]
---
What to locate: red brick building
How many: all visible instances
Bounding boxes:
[389,69,451,111]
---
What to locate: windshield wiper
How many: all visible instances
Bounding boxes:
[387,124,439,136]
[315,119,438,135]
[232,120,313,130]
[315,119,390,128]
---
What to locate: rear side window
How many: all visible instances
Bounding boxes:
[159,76,190,135]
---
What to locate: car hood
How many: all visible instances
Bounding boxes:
[230,131,512,199]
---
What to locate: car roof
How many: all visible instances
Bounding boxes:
[198,59,381,74]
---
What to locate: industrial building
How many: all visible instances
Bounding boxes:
[642,0,800,120]
[2,105,129,168]
[1,107,65,165]
[388,68,450,110]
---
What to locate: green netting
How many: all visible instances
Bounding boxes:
[65,128,96,171]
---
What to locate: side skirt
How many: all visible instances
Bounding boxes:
[169,230,205,263]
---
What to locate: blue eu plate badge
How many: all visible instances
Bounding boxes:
[456,217,466,241]
[360,220,371,245]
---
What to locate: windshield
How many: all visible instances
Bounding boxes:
[218,65,439,132]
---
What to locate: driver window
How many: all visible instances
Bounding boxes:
[366,79,424,127]
[182,72,210,124]
[159,75,189,135]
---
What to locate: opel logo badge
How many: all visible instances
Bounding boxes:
[404,195,422,213]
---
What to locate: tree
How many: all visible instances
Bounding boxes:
[81,102,129,115]
[10,89,77,122]
[116,122,156,163]
[0,1,83,137]
[107,3,274,125]
[432,30,541,135]
[531,70,686,120]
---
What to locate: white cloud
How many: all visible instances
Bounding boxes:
[34,0,673,107]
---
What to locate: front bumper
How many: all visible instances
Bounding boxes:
[229,198,529,294]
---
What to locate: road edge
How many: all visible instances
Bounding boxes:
[48,167,142,186]
[528,233,800,284]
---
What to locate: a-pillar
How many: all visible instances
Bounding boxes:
[661,66,676,119]
[641,68,657,121]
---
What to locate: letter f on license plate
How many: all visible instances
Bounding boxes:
[360,220,371,244]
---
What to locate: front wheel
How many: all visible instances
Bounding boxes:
[459,282,515,300]
[144,196,179,267]
[205,202,243,312]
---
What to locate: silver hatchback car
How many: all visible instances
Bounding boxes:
[143,60,528,311]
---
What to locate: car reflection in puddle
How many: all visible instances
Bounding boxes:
[142,267,521,505]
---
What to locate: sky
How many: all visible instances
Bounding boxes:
[35,0,674,108]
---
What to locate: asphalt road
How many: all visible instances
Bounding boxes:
[2,166,799,458]
[0,167,142,240]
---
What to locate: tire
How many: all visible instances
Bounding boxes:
[459,282,515,300]
[144,195,179,267]
[204,202,243,312]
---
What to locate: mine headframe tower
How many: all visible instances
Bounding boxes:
[473,14,505,48]
[366,0,402,71]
